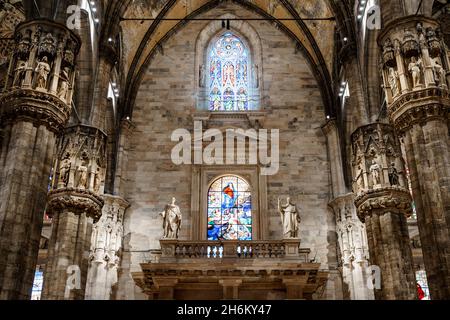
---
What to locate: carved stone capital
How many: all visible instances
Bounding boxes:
[389,87,450,134]
[47,187,104,222]
[355,187,412,222]
[0,88,70,132]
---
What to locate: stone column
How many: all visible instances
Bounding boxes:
[85,195,129,300]
[351,123,417,300]
[329,194,373,300]
[219,279,242,300]
[0,20,80,300]
[379,16,450,300]
[41,125,107,300]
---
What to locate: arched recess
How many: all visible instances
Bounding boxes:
[194,13,263,111]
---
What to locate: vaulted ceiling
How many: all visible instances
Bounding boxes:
[117,0,343,118]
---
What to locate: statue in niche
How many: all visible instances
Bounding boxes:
[344,205,352,220]
[159,197,182,239]
[77,165,88,190]
[431,59,447,87]
[59,157,71,187]
[408,56,423,89]
[278,196,301,239]
[354,164,365,192]
[199,65,205,88]
[13,60,27,87]
[93,168,102,193]
[35,56,51,89]
[388,163,400,186]
[388,67,400,97]
[370,159,381,186]
[58,67,70,100]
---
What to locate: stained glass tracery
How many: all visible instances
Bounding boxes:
[209,32,250,111]
[207,176,252,240]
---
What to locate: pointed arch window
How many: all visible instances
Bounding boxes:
[208,32,250,111]
[207,175,252,240]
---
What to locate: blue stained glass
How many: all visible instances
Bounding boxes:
[207,176,252,241]
[208,32,250,111]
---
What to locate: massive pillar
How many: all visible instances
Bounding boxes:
[42,125,106,300]
[0,20,80,299]
[85,195,129,300]
[351,123,417,300]
[379,16,450,299]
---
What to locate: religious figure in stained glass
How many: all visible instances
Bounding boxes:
[207,176,252,240]
[208,32,250,111]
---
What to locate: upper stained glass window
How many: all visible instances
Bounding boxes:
[208,32,250,111]
[207,176,252,240]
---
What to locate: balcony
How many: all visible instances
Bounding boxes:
[132,239,328,300]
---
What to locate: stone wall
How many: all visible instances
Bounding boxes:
[117,3,335,300]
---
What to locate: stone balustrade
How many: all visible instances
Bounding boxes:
[157,239,309,262]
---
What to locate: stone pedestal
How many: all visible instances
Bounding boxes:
[219,279,242,300]
[351,123,417,300]
[85,195,129,300]
[379,16,450,299]
[41,125,107,300]
[329,194,373,300]
[0,19,80,300]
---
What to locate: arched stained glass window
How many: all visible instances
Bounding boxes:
[207,176,252,240]
[208,32,250,111]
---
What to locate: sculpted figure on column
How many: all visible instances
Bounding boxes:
[77,165,88,189]
[388,163,399,186]
[408,56,422,89]
[13,60,27,87]
[431,59,447,87]
[59,158,71,187]
[278,197,301,239]
[35,56,51,89]
[388,67,400,97]
[370,159,381,186]
[159,197,182,239]
[58,67,70,99]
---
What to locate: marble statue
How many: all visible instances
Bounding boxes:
[355,164,365,191]
[13,60,27,87]
[370,159,381,185]
[35,56,51,89]
[388,163,399,186]
[408,56,422,89]
[58,67,70,99]
[59,158,71,187]
[93,169,101,193]
[432,59,447,87]
[278,196,301,239]
[388,67,400,97]
[159,197,182,239]
[77,165,88,189]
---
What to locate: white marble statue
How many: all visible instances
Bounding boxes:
[278,196,301,239]
[388,67,400,97]
[58,67,70,100]
[35,56,51,89]
[159,197,182,239]
[370,159,381,186]
[355,164,365,192]
[408,56,422,89]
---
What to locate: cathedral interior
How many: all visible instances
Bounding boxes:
[0,0,449,301]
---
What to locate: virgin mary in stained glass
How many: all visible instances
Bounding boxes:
[207,176,252,241]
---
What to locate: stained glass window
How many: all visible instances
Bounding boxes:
[207,176,252,240]
[208,32,250,111]
[31,270,44,300]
